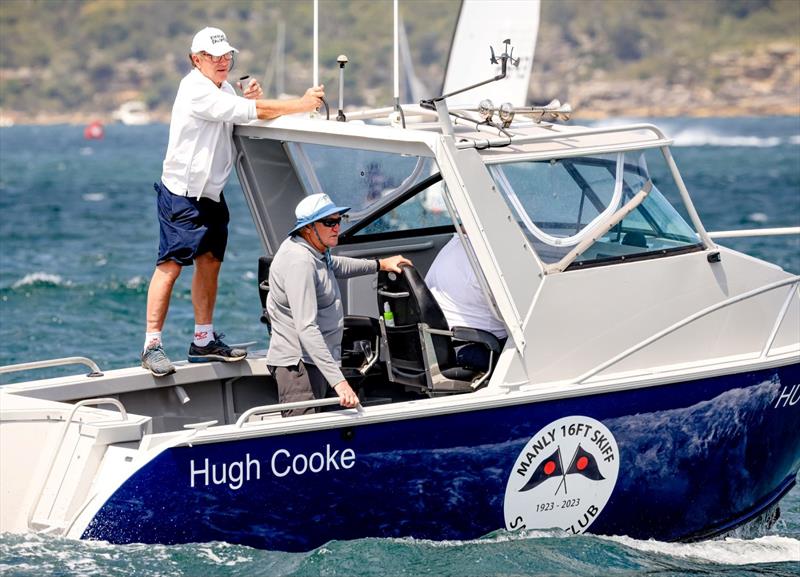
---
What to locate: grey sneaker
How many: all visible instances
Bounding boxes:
[141,343,176,377]
[188,332,247,363]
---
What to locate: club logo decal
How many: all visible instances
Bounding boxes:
[504,416,619,535]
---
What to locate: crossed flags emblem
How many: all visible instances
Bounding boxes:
[519,444,605,495]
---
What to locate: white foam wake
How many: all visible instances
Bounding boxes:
[11,272,71,288]
[670,129,784,148]
[605,534,800,565]
[589,119,799,148]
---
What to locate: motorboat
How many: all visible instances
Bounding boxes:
[111,100,151,126]
[1,18,798,553]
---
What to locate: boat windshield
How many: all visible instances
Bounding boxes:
[286,142,449,233]
[490,152,701,268]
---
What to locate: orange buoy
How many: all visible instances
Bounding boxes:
[84,120,105,140]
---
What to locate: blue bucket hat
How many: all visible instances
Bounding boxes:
[288,193,351,236]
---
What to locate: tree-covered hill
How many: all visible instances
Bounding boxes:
[0,0,798,123]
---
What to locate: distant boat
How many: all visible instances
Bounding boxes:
[83,120,104,140]
[112,100,151,126]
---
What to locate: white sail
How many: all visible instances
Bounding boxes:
[442,0,540,107]
[399,16,430,104]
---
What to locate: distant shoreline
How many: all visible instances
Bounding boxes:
[1,107,798,127]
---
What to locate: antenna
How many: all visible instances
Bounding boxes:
[392,0,406,127]
[421,38,520,110]
[313,0,319,87]
[393,0,399,104]
[337,55,348,122]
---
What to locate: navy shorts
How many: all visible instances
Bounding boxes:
[155,181,229,266]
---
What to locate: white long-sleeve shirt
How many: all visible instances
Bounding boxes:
[161,68,257,201]
[425,235,508,339]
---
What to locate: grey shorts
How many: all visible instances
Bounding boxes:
[270,362,333,417]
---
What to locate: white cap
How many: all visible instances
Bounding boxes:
[190,27,239,56]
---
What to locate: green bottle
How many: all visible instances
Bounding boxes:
[383,302,395,327]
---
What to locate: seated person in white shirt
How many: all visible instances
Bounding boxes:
[425,234,508,371]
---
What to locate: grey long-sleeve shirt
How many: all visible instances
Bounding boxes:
[265,236,378,386]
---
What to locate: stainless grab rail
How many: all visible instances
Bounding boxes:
[707,227,800,239]
[456,123,669,150]
[0,356,103,377]
[575,276,800,385]
[236,398,350,427]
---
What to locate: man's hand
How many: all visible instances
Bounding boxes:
[242,78,264,100]
[332,379,359,408]
[302,85,325,112]
[378,255,412,273]
[254,84,326,120]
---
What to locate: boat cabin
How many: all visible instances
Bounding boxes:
[234,107,794,399]
[4,109,796,432]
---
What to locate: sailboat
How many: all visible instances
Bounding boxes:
[442,0,539,106]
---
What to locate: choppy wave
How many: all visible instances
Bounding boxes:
[2,530,797,577]
[604,534,800,565]
[669,129,788,148]
[10,272,71,289]
[589,118,799,148]
[744,212,770,224]
[5,273,148,292]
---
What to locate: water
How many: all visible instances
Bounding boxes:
[1,118,799,575]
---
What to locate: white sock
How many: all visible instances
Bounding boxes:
[194,324,214,347]
[144,332,162,353]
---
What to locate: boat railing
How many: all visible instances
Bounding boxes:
[328,106,671,152]
[28,397,128,531]
[236,398,357,427]
[454,123,670,150]
[545,180,652,274]
[0,356,103,378]
[574,275,800,385]
[707,227,800,239]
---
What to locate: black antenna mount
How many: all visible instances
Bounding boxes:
[421,38,520,110]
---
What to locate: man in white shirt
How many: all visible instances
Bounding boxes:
[425,234,508,371]
[142,27,324,377]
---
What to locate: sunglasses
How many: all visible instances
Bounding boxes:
[318,217,343,228]
[201,51,234,63]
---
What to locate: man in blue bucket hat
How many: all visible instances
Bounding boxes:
[266,193,411,416]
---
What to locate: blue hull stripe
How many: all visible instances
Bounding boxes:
[82,363,800,551]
